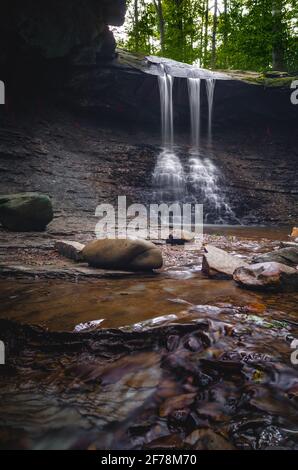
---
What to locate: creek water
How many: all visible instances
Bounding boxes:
[0,226,297,450]
[0,226,295,332]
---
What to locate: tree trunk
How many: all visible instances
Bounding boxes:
[174,0,184,61]
[211,0,218,68]
[153,0,165,53]
[223,0,228,66]
[203,0,209,66]
[272,0,285,70]
[199,0,206,64]
[134,0,139,52]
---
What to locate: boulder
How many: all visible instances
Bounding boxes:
[202,245,248,279]
[55,240,85,262]
[253,247,298,267]
[233,262,298,292]
[0,192,53,231]
[82,238,163,271]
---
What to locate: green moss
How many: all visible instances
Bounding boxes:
[245,75,298,88]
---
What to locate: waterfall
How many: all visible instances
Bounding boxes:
[205,78,216,143]
[188,155,234,222]
[187,76,235,223]
[187,77,201,149]
[152,149,185,200]
[153,63,236,223]
[153,64,185,200]
[158,64,174,149]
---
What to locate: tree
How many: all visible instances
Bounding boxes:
[211,0,218,68]
[203,0,209,66]
[120,0,298,72]
[272,0,285,70]
[153,0,165,53]
[134,0,140,52]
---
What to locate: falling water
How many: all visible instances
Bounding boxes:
[153,64,185,200]
[187,77,201,149]
[158,64,174,149]
[187,76,235,223]
[205,78,216,144]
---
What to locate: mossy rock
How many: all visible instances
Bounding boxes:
[0,192,53,231]
[245,75,298,88]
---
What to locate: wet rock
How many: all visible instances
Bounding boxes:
[144,434,184,449]
[189,305,223,315]
[124,314,178,332]
[280,241,298,249]
[0,192,53,231]
[184,336,203,352]
[166,335,180,352]
[159,393,196,418]
[253,247,298,268]
[166,230,195,245]
[82,238,163,271]
[55,240,85,261]
[258,426,284,449]
[233,262,298,292]
[184,428,235,450]
[73,319,104,333]
[202,245,248,279]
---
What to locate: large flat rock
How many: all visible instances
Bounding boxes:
[0,263,141,280]
[202,244,248,279]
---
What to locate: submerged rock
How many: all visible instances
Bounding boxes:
[55,240,85,261]
[253,247,298,268]
[82,238,163,271]
[0,192,53,231]
[233,262,298,292]
[202,245,248,279]
[184,428,235,450]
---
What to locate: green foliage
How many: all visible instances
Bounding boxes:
[120,0,298,72]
